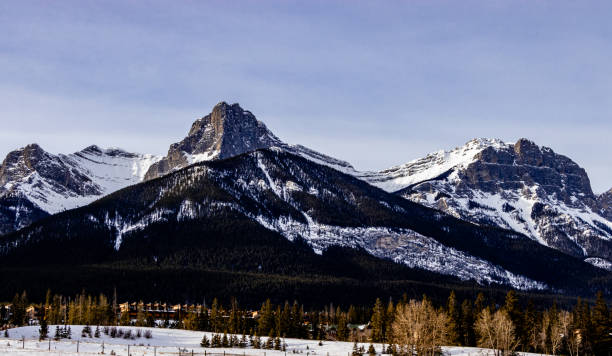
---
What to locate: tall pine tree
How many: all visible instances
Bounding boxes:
[446,291,461,345]
[370,299,384,343]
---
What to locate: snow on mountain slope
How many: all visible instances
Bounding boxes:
[0,144,161,234]
[357,138,507,192]
[359,138,612,268]
[254,213,545,290]
[96,150,548,289]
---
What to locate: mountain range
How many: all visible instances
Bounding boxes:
[1,101,611,302]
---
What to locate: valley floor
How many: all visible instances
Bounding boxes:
[0,326,544,356]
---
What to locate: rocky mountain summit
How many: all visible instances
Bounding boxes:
[144,102,283,180]
[144,101,354,180]
[360,138,612,268]
[0,144,161,234]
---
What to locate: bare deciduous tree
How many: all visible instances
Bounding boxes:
[392,299,449,356]
[475,308,518,356]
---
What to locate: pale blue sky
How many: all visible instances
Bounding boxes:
[1,1,611,192]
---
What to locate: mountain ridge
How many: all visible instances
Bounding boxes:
[3,147,606,295]
[0,143,161,234]
[359,137,612,267]
[1,101,611,292]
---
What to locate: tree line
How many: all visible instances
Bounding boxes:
[3,289,612,355]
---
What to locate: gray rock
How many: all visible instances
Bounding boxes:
[144,102,282,180]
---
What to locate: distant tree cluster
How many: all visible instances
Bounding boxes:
[6,287,612,355]
[382,290,612,356]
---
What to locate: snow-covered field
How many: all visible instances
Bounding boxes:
[0,326,544,356]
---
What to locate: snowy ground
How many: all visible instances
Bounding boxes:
[0,326,544,356]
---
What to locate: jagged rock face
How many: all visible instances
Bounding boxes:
[0,144,99,197]
[461,139,595,204]
[599,189,612,220]
[0,144,161,234]
[144,102,282,180]
[361,138,612,266]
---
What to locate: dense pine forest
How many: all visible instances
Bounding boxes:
[3,289,612,355]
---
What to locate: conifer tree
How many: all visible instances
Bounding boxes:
[39,313,49,340]
[211,333,221,347]
[10,292,27,326]
[311,311,321,340]
[228,298,240,334]
[265,336,274,349]
[352,341,362,356]
[290,301,301,337]
[592,291,612,354]
[258,299,274,336]
[198,308,209,331]
[474,292,486,315]
[460,299,475,346]
[348,305,357,324]
[278,303,289,337]
[337,312,349,341]
[446,291,461,345]
[370,298,384,343]
[222,331,229,347]
[200,334,210,347]
[522,300,538,352]
[210,298,221,333]
[384,300,395,343]
[253,333,262,348]
[503,290,523,343]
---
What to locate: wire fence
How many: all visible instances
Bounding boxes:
[0,338,341,356]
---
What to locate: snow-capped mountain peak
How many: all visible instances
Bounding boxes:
[358,138,508,193]
[0,143,162,234]
[359,137,612,268]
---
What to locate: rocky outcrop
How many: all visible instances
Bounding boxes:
[144,102,282,180]
[0,144,161,234]
[0,144,99,197]
[598,189,612,221]
[361,138,612,266]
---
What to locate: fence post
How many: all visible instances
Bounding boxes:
[48,339,51,350]
[21,336,24,349]
[77,340,79,353]
[128,344,130,356]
